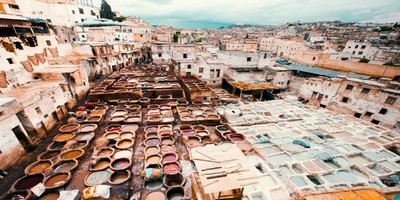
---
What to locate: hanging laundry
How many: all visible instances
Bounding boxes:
[29,55,39,66]
[36,52,46,64]
[21,60,33,72]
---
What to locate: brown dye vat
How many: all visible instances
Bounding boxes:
[144,146,160,156]
[25,160,52,175]
[146,131,159,139]
[193,125,207,131]
[87,116,101,122]
[69,140,89,149]
[145,126,158,132]
[121,125,138,132]
[146,191,166,200]
[3,190,32,200]
[162,153,178,164]
[179,111,191,115]
[160,137,174,146]
[53,133,74,142]
[166,186,184,200]
[181,116,194,121]
[125,116,141,123]
[148,104,160,109]
[44,172,70,189]
[207,114,220,120]
[145,138,160,146]
[96,148,115,158]
[148,116,161,122]
[196,130,210,137]
[195,115,206,120]
[179,125,192,131]
[94,106,108,111]
[74,132,94,141]
[145,155,161,167]
[110,116,125,123]
[90,158,111,171]
[167,101,178,106]
[38,150,60,160]
[13,174,45,190]
[58,123,80,133]
[39,191,60,200]
[59,149,83,160]
[177,100,188,105]
[204,110,216,115]
[116,139,134,149]
[186,136,202,147]
[108,170,130,184]
[163,173,186,188]
[110,158,131,170]
[79,124,98,132]
[120,131,135,139]
[53,159,78,172]
[192,101,202,105]
[127,104,141,111]
[104,132,120,140]
[47,142,65,151]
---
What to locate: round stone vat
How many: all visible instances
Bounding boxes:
[165,186,184,200]
[52,159,79,173]
[163,173,186,188]
[25,160,53,175]
[110,158,132,171]
[160,137,174,146]
[116,138,134,149]
[11,173,45,190]
[144,137,160,147]
[58,123,80,133]
[3,190,32,200]
[95,147,115,158]
[108,170,131,185]
[38,190,60,200]
[162,153,178,165]
[38,150,61,161]
[43,172,71,189]
[144,146,160,157]
[59,149,84,160]
[53,133,75,143]
[104,132,120,140]
[163,162,181,175]
[90,157,111,171]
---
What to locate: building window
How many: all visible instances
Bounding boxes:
[361,45,366,49]
[379,108,387,115]
[345,84,354,90]
[320,104,326,108]
[264,53,267,59]
[13,41,23,50]
[157,46,162,50]
[9,4,19,9]
[81,19,84,22]
[199,68,204,73]
[183,54,187,59]
[216,69,220,78]
[371,119,380,125]
[385,96,397,105]
[35,107,42,115]
[79,8,84,14]
[354,112,362,118]
[91,10,96,16]
[7,58,14,64]
[210,69,215,78]
[352,51,356,55]
[312,57,316,61]
[72,10,75,14]
[158,53,162,57]
[341,97,349,103]
[365,111,373,117]
[361,88,370,94]
[46,40,51,46]
[358,51,363,55]
[247,57,251,62]
[355,45,359,49]
[187,65,191,69]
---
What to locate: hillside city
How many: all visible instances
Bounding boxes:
[0,0,399,199]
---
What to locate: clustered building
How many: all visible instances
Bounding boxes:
[0,1,399,199]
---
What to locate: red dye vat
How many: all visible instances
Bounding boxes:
[160,145,175,154]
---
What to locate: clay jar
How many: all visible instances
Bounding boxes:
[165,186,185,200]
[145,154,161,168]
[52,159,79,173]
[144,146,160,157]
[163,173,186,188]
[108,170,131,185]
[116,138,134,149]
[161,153,178,165]
[11,173,45,191]
[25,160,53,175]
[43,172,72,189]
[59,149,84,160]
[110,158,132,171]
[90,158,111,171]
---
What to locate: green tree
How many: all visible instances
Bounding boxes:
[100,0,113,20]
[114,16,126,22]
[359,58,370,63]
[173,34,178,43]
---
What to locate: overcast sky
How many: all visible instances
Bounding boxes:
[93,0,400,28]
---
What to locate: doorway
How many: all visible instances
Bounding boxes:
[12,126,31,151]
